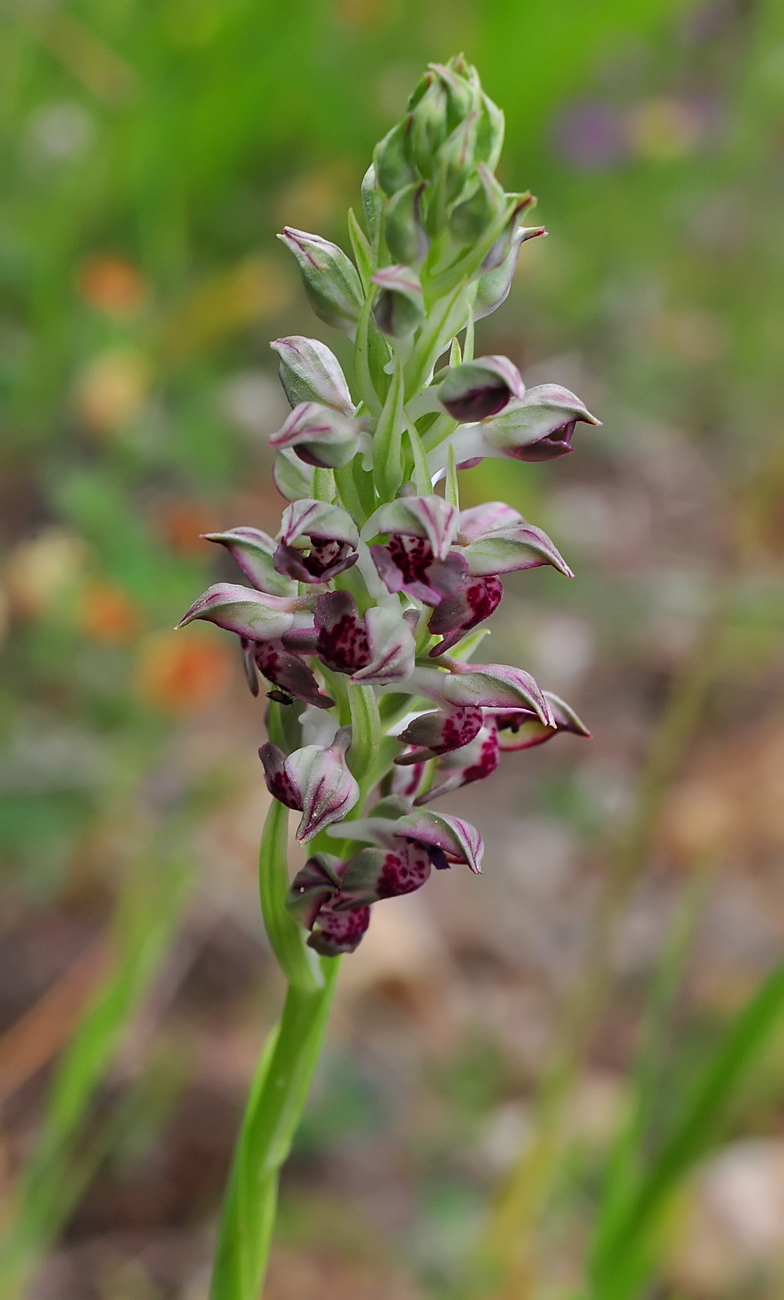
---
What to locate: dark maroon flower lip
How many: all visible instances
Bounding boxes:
[427,575,503,654]
[441,382,512,422]
[371,538,468,606]
[273,540,358,584]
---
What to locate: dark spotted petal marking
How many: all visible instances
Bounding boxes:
[428,575,503,653]
[314,590,370,674]
[308,904,371,956]
[395,706,484,763]
[254,640,334,709]
[259,743,302,810]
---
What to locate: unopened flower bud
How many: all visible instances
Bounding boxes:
[277,228,364,336]
[438,355,524,422]
[361,164,383,243]
[202,527,297,597]
[472,226,546,320]
[273,449,316,503]
[270,336,355,414]
[436,112,479,204]
[481,194,535,273]
[374,118,416,196]
[269,401,362,469]
[449,165,504,245]
[475,91,505,173]
[384,182,429,267]
[483,385,601,461]
[410,76,451,178]
[371,265,425,338]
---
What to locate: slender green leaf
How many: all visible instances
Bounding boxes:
[372,358,405,501]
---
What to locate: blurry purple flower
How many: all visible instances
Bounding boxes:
[552,99,630,170]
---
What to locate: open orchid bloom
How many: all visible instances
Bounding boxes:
[488,691,592,750]
[259,727,359,841]
[428,383,601,481]
[284,590,415,685]
[274,499,359,584]
[416,724,501,803]
[178,56,594,966]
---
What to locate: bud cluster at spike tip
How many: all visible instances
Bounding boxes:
[176,56,595,955]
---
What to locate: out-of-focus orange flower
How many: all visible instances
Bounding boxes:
[160,257,290,363]
[78,255,148,315]
[75,348,150,434]
[6,528,86,617]
[135,629,232,713]
[78,581,140,644]
[150,498,221,556]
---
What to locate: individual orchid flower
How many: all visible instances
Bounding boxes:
[269,402,363,470]
[393,704,485,763]
[277,228,364,336]
[428,383,600,479]
[259,727,359,842]
[437,355,524,422]
[274,499,359,584]
[270,336,356,414]
[335,796,484,875]
[410,660,554,726]
[284,854,372,955]
[488,691,591,750]
[201,527,297,598]
[415,723,501,803]
[249,639,334,709]
[177,583,317,641]
[283,590,416,685]
[365,494,465,605]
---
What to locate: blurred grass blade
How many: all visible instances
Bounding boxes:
[590,957,784,1299]
[590,867,711,1273]
[0,853,192,1296]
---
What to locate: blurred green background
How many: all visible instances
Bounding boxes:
[3,1,784,1296]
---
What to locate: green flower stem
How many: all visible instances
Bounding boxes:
[211,685,382,1298]
[258,799,323,993]
[209,958,340,1300]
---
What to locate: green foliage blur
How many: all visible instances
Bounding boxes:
[4,0,784,1296]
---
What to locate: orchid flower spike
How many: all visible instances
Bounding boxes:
[177,54,594,963]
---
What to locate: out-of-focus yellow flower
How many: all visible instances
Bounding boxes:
[628,97,704,162]
[74,347,150,434]
[135,629,232,713]
[78,255,148,316]
[78,581,141,644]
[6,528,86,618]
